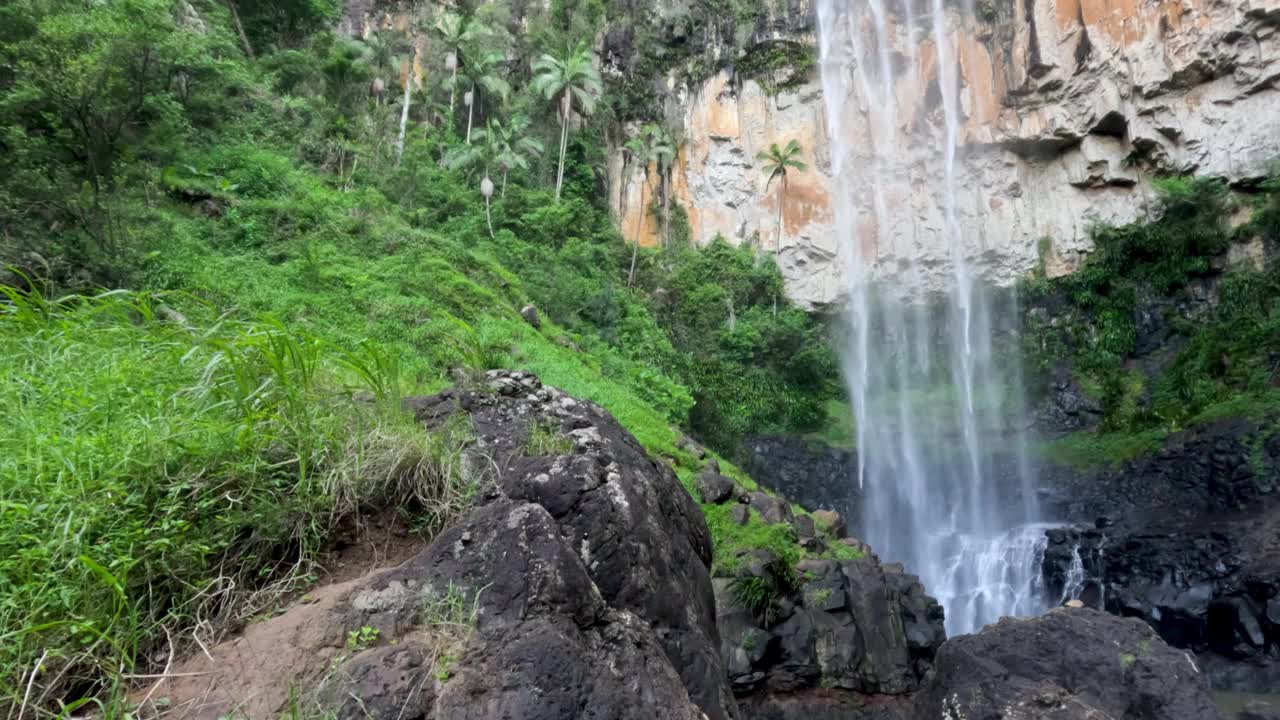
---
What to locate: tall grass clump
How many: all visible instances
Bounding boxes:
[0,285,477,715]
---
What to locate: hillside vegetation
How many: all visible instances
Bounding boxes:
[0,0,840,711]
[1025,175,1280,465]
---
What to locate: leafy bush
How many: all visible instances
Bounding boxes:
[1025,173,1280,451]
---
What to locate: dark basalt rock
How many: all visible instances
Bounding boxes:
[699,467,739,504]
[1036,363,1103,432]
[720,552,946,702]
[1038,417,1280,688]
[749,491,796,525]
[911,608,1224,720]
[741,436,862,533]
[326,499,702,720]
[403,370,736,720]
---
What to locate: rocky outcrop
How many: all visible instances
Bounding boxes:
[912,608,1225,720]
[718,552,946,702]
[1039,417,1280,690]
[741,436,862,533]
[149,371,731,720]
[607,0,1280,306]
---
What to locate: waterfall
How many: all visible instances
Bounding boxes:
[1060,543,1086,604]
[817,0,1046,635]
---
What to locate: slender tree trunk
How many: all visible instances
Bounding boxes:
[726,297,737,331]
[501,169,508,198]
[224,1,254,59]
[777,189,785,252]
[485,195,495,239]
[466,85,476,144]
[449,66,457,115]
[395,58,414,166]
[661,169,671,247]
[627,179,646,287]
[554,92,570,202]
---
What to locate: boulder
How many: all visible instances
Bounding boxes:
[423,371,736,720]
[791,514,817,539]
[698,469,737,504]
[911,608,1224,720]
[749,492,794,525]
[812,510,847,539]
[151,372,732,720]
[519,304,541,329]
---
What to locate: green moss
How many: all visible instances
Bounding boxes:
[1038,429,1168,470]
[704,504,802,576]
[734,40,816,95]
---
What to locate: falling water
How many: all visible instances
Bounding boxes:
[1060,543,1086,604]
[817,0,1046,635]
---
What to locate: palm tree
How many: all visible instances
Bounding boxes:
[625,125,675,287]
[757,139,808,251]
[359,31,403,105]
[486,116,544,197]
[651,125,680,246]
[434,12,491,121]
[531,48,603,202]
[451,51,509,144]
[443,124,504,239]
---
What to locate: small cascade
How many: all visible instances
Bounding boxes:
[934,525,1053,630]
[1060,543,1086,604]
[817,0,1047,635]
[1095,535,1108,609]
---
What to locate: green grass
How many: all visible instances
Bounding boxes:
[1038,428,1169,470]
[0,287,480,712]
[524,419,575,456]
[807,398,855,448]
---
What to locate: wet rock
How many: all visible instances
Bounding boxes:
[730,504,751,525]
[912,609,1224,720]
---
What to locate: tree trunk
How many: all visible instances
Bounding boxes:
[627,180,646,287]
[554,92,570,202]
[776,180,786,252]
[661,170,671,248]
[485,195,495,239]
[466,84,476,144]
[395,59,414,166]
[501,169,508,198]
[225,1,255,59]
[449,66,457,115]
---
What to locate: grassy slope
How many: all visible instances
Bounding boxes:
[0,147,840,711]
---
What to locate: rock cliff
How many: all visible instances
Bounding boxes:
[607,0,1280,306]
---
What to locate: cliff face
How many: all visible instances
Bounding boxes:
[608,0,1280,306]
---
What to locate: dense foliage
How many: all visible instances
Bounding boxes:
[0,0,838,709]
[1025,175,1280,461]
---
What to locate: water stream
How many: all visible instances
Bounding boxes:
[817,0,1047,635]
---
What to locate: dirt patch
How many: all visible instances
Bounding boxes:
[138,573,365,719]
[319,511,426,588]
